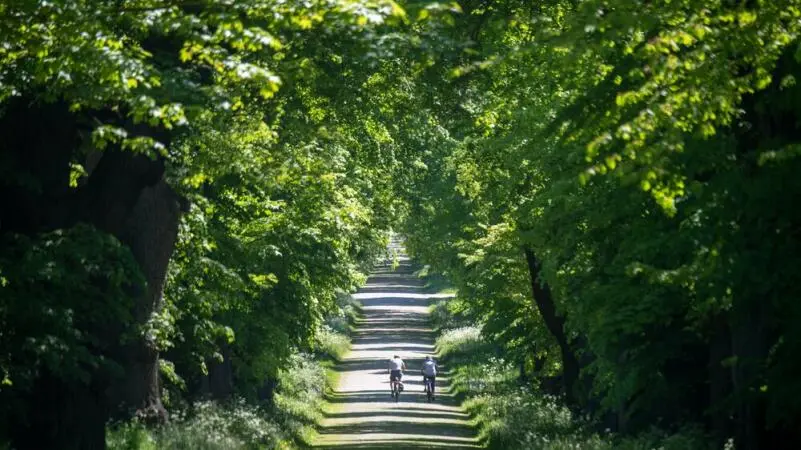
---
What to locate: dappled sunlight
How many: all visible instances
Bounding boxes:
[354,292,455,300]
[313,245,479,449]
[351,342,435,351]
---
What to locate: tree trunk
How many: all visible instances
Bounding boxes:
[258,378,279,405]
[10,372,107,450]
[729,302,769,450]
[1,101,108,449]
[207,342,235,401]
[523,247,581,404]
[1,98,183,444]
[709,314,733,443]
[107,176,183,422]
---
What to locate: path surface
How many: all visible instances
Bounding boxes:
[313,247,480,449]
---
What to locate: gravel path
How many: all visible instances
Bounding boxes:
[313,251,481,449]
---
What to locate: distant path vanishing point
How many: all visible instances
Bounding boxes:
[313,241,481,449]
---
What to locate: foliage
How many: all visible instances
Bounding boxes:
[439,300,715,450]
[0,224,142,384]
[436,326,487,362]
[3,0,801,447]
[107,401,288,450]
[465,392,610,450]
[313,326,351,361]
[1,0,421,444]
[108,352,333,449]
[0,225,143,436]
[392,0,801,445]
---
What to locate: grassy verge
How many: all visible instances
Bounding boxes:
[308,290,364,441]
[430,287,715,450]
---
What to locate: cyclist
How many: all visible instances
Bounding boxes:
[421,355,438,398]
[388,355,406,395]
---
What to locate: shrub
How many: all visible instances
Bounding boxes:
[429,298,464,331]
[450,357,516,396]
[613,426,716,450]
[325,293,361,334]
[275,353,327,429]
[464,389,610,450]
[436,326,490,361]
[313,326,350,361]
[106,401,289,450]
[106,422,158,450]
[107,353,334,450]
[434,297,716,450]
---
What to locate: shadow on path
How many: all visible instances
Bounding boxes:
[313,242,480,449]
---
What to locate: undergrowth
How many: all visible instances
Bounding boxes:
[107,400,288,450]
[434,294,716,450]
[108,326,351,450]
[314,326,350,361]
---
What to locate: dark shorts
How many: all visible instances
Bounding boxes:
[390,370,402,381]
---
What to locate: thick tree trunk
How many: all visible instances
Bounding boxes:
[1,98,183,446]
[523,247,581,404]
[207,342,235,400]
[10,372,107,450]
[258,378,279,405]
[709,315,733,443]
[107,176,183,421]
[729,303,769,450]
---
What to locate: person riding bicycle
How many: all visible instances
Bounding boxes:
[421,355,438,398]
[388,355,406,395]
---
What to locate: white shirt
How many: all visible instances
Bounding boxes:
[389,358,404,371]
[422,360,437,376]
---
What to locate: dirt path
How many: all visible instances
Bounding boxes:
[313,250,481,449]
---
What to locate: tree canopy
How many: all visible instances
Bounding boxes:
[2,0,801,449]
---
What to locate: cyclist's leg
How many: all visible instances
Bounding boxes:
[390,370,401,394]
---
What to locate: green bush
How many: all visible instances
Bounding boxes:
[464,389,609,450]
[107,352,335,450]
[433,298,717,450]
[274,353,328,434]
[325,292,361,334]
[429,298,465,331]
[450,357,516,396]
[106,401,289,450]
[436,326,492,362]
[458,365,714,450]
[313,326,350,361]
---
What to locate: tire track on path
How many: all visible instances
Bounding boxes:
[313,246,481,449]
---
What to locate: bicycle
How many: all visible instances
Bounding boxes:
[423,376,435,402]
[390,379,403,402]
